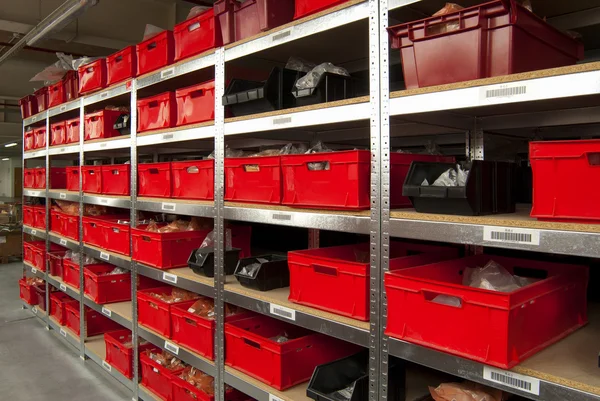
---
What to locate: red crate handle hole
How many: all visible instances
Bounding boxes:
[312,264,338,276]
[243,337,261,349]
[422,290,463,308]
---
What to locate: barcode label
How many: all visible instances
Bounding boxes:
[32,307,38,314]
[272,213,292,221]
[269,394,284,401]
[100,198,108,204]
[31,229,37,235]
[483,366,540,395]
[162,203,176,212]
[162,134,173,140]
[272,29,292,41]
[59,239,67,246]
[31,267,37,274]
[100,252,110,261]
[483,226,540,246]
[161,67,175,79]
[102,361,112,371]
[31,191,40,197]
[269,303,296,321]
[486,85,526,99]
[60,328,67,337]
[162,272,178,284]
[32,116,37,122]
[101,307,111,317]
[60,284,67,292]
[273,117,292,125]
[60,105,67,112]
[164,341,179,355]
[100,91,109,99]
[59,193,67,199]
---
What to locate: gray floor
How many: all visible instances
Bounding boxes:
[0,262,132,400]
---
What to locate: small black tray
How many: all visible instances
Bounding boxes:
[307,350,405,401]
[402,160,516,216]
[292,72,352,108]
[188,247,241,278]
[234,254,289,292]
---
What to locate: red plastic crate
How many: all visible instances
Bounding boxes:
[132,225,210,269]
[387,0,584,89]
[63,213,80,241]
[78,58,107,94]
[171,299,215,359]
[385,255,588,369]
[34,167,67,189]
[172,160,214,200]
[50,210,63,236]
[102,219,131,256]
[225,315,357,390]
[175,80,215,126]
[82,165,102,194]
[84,110,123,141]
[48,250,68,278]
[214,0,294,43]
[84,264,131,304]
[24,168,35,188]
[101,164,130,196]
[66,303,122,337]
[33,126,46,149]
[65,117,81,144]
[24,130,35,152]
[138,92,176,132]
[288,242,458,321]
[34,285,47,311]
[82,216,107,247]
[50,292,76,325]
[31,245,46,271]
[19,95,38,119]
[33,205,46,229]
[138,162,172,198]
[294,0,349,19]
[138,287,200,337]
[47,80,65,108]
[171,369,245,401]
[105,330,155,379]
[107,46,137,86]
[530,139,600,222]
[174,9,219,62]
[23,205,34,226]
[19,278,39,305]
[137,30,175,76]
[140,350,183,400]
[66,166,80,191]
[63,70,79,101]
[63,258,81,289]
[224,156,281,204]
[23,241,44,265]
[35,87,48,112]
[51,121,67,146]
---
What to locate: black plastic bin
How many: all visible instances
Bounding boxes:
[307,350,405,401]
[292,72,352,107]
[223,67,298,117]
[188,247,241,278]
[234,254,289,291]
[402,160,516,216]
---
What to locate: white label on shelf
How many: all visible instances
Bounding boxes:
[32,116,37,122]
[100,198,109,204]
[100,252,110,261]
[483,226,540,246]
[162,272,178,284]
[59,193,67,199]
[269,303,296,321]
[164,341,180,355]
[60,328,67,337]
[272,116,292,125]
[101,307,112,317]
[60,148,66,153]
[480,84,528,104]
[100,143,107,148]
[102,361,112,372]
[272,28,292,42]
[30,191,40,197]
[60,284,67,292]
[162,134,174,141]
[272,213,292,222]
[161,67,175,80]
[31,229,37,235]
[60,105,67,112]
[161,202,176,212]
[483,366,540,395]
[269,394,284,401]
[59,239,67,246]
[32,306,38,314]
[31,267,37,274]
[100,91,109,99]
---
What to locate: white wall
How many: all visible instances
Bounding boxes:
[0,157,22,198]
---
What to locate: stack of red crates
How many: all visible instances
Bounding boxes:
[137,287,201,337]
[105,330,155,379]
[50,292,77,325]
[19,278,42,306]
[137,160,214,200]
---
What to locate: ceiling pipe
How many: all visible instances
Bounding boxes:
[0,0,98,67]
[0,41,85,57]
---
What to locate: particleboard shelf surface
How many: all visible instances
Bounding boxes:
[226,366,312,401]
[225,202,371,217]
[168,266,215,287]
[85,244,132,261]
[50,273,81,295]
[137,197,214,207]
[392,62,600,99]
[49,190,79,196]
[513,306,600,396]
[390,205,600,234]
[224,280,370,331]
[102,300,132,322]
[86,335,107,360]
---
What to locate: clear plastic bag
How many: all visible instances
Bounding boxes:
[285,56,316,73]
[431,164,469,187]
[429,3,464,35]
[187,5,211,19]
[295,62,350,90]
[30,53,74,84]
[198,229,232,251]
[143,24,165,41]
[329,382,356,401]
[432,294,462,307]
[463,260,537,293]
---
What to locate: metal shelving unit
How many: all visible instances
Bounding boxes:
[19,0,600,400]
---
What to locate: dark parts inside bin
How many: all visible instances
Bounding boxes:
[307,349,405,401]
[402,160,516,216]
[234,254,289,291]
[188,247,241,278]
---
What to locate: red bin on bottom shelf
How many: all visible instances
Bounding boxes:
[34,285,47,311]
[50,292,76,325]
[105,330,155,379]
[84,264,132,304]
[225,314,358,390]
[384,255,589,369]
[19,278,40,305]
[65,303,122,337]
[140,350,184,401]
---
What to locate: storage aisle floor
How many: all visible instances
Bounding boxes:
[0,262,130,401]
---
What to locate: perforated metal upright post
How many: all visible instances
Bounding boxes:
[79,99,86,359]
[213,48,227,401]
[469,123,484,161]
[129,79,140,401]
[21,123,26,311]
[308,229,320,249]
[44,114,51,329]
[369,0,382,400]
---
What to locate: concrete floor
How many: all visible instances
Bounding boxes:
[1,262,132,401]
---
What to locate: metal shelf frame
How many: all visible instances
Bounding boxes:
[20,1,600,400]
